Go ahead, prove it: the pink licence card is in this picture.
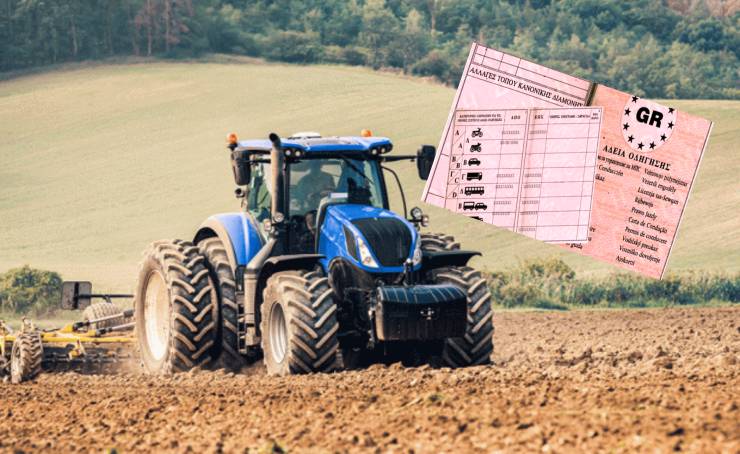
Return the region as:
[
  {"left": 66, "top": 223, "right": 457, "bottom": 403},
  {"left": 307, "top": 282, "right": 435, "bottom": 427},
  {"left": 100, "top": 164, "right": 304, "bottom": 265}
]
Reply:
[{"left": 423, "top": 42, "right": 713, "bottom": 278}]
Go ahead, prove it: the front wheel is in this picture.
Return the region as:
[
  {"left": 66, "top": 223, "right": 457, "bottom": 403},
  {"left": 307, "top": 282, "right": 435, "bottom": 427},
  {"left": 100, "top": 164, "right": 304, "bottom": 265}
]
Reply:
[
  {"left": 429, "top": 266, "right": 493, "bottom": 367},
  {"left": 260, "top": 269, "right": 339, "bottom": 376}
]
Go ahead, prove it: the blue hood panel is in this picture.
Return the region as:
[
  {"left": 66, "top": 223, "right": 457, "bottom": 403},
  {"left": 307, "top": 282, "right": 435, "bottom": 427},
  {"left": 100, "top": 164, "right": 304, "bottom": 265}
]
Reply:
[
  {"left": 318, "top": 204, "right": 419, "bottom": 273},
  {"left": 325, "top": 204, "right": 409, "bottom": 225}
]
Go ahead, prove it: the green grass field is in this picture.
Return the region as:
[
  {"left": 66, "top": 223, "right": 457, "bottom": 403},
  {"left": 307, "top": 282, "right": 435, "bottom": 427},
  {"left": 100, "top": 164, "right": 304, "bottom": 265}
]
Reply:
[{"left": 1, "top": 57, "right": 738, "bottom": 292}]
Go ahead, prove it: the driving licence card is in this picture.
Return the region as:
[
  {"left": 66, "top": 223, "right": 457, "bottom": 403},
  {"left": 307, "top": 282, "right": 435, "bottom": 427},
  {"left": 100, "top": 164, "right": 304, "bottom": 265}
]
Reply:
[{"left": 424, "top": 42, "right": 713, "bottom": 278}]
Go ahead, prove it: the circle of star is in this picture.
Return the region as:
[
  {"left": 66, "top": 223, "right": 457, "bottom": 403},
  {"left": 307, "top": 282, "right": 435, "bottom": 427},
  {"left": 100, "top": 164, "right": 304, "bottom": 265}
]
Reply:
[{"left": 622, "top": 96, "right": 676, "bottom": 152}]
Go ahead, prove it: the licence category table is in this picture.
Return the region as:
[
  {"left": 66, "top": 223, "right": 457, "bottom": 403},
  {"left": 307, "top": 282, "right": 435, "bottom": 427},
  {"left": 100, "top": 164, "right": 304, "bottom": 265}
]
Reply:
[{"left": 444, "top": 107, "right": 602, "bottom": 243}]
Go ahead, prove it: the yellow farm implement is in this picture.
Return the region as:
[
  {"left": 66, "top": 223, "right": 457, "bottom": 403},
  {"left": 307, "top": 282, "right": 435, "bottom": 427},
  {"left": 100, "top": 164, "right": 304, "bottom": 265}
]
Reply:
[{"left": 1, "top": 281, "right": 136, "bottom": 383}]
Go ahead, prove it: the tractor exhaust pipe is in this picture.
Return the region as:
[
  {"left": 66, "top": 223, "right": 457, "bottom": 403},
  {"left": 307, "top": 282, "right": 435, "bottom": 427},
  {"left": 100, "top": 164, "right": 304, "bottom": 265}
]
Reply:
[
  {"left": 240, "top": 133, "right": 286, "bottom": 348},
  {"left": 268, "top": 132, "right": 285, "bottom": 224}
]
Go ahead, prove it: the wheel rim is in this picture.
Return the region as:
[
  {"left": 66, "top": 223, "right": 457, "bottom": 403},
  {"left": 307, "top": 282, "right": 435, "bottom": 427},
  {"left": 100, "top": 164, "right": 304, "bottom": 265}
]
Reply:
[
  {"left": 144, "top": 270, "right": 170, "bottom": 361},
  {"left": 269, "top": 303, "right": 288, "bottom": 364}
]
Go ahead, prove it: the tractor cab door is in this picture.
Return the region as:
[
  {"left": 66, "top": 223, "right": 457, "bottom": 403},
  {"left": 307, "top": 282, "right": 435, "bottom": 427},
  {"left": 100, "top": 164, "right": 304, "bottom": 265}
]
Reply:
[
  {"left": 247, "top": 162, "right": 272, "bottom": 240},
  {"left": 288, "top": 159, "right": 340, "bottom": 254}
]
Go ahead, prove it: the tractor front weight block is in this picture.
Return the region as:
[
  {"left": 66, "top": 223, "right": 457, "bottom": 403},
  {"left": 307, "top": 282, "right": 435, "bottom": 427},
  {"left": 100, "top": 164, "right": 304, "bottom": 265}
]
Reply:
[{"left": 374, "top": 285, "right": 467, "bottom": 341}]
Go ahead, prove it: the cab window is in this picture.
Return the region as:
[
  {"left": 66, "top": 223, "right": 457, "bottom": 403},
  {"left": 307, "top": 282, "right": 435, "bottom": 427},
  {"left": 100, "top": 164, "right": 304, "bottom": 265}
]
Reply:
[
  {"left": 247, "top": 162, "right": 272, "bottom": 223},
  {"left": 289, "top": 158, "right": 384, "bottom": 216}
]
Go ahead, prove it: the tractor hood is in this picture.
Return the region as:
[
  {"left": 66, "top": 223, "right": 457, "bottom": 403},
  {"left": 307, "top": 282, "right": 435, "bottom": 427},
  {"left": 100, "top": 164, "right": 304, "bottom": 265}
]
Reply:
[{"left": 317, "top": 204, "right": 421, "bottom": 272}]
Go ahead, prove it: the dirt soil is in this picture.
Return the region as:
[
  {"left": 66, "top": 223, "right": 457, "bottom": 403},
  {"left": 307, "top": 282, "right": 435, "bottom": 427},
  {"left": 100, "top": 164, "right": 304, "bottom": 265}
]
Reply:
[{"left": 2, "top": 306, "right": 738, "bottom": 453}]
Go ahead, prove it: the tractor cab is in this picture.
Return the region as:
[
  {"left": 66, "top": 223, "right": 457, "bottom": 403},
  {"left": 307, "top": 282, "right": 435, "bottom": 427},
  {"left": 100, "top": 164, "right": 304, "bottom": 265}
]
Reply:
[
  {"left": 247, "top": 146, "right": 388, "bottom": 254},
  {"left": 231, "top": 133, "right": 433, "bottom": 260}
]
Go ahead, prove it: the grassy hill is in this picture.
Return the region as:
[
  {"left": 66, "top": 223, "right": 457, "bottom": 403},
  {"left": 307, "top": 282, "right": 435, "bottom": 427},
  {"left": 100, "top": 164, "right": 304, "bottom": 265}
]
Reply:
[{"left": 1, "top": 58, "right": 737, "bottom": 292}]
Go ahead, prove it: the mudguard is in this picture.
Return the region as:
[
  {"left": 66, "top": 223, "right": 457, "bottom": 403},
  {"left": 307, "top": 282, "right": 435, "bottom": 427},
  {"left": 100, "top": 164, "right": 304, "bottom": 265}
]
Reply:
[
  {"left": 421, "top": 250, "right": 481, "bottom": 270},
  {"left": 259, "top": 254, "right": 325, "bottom": 281},
  {"left": 193, "top": 213, "right": 263, "bottom": 270}
]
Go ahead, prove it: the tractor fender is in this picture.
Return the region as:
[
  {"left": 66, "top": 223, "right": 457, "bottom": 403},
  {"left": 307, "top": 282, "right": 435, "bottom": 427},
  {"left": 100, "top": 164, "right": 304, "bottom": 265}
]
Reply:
[
  {"left": 258, "top": 254, "right": 325, "bottom": 283},
  {"left": 193, "top": 213, "right": 263, "bottom": 270},
  {"left": 421, "top": 250, "right": 481, "bottom": 271}
]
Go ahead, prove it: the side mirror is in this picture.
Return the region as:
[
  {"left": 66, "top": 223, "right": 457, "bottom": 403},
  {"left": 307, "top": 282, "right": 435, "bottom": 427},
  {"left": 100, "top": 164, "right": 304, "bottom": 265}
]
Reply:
[
  {"left": 230, "top": 148, "right": 251, "bottom": 185},
  {"left": 416, "top": 145, "right": 436, "bottom": 180},
  {"left": 61, "top": 281, "right": 92, "bottom": 310}
]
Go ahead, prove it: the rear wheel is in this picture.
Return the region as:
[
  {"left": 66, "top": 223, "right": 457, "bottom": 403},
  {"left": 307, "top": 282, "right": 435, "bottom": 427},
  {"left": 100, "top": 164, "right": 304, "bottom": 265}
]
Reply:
[
  {"left": 260, "top": 269, "right": 339, "bottom": 376},
  {"left": 10, "top": 331, "right": 43, "bottom": 383},
  {"left": 134, "top": 239, "right": 217, "bottom": 374},
  {"left": 199, "top": 237, "right": 250, "bottom": 371},
  {"left": 429, "top": 266, "right": 493, "bottom": 367}
]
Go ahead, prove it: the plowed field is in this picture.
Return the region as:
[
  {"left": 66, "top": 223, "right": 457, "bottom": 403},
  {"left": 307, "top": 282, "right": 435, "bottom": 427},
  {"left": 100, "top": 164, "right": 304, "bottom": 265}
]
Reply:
[{"left": 2, "top": 307, "right": 738, "bottom": 453}]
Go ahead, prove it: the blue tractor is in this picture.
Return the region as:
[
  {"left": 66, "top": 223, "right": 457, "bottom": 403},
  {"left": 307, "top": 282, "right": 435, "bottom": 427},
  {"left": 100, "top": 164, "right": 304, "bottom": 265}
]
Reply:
[{"left": 134, "top": 132, "right": 493, "bottom": 375}]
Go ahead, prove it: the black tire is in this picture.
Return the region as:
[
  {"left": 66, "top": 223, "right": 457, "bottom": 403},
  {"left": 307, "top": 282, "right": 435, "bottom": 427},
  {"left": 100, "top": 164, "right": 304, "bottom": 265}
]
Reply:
[
  {"left": 10, "top": 331, "right": 43, "bottom": 383},
  {"left": 260, "top": 269, "right": 339, "bottom": 376},
  {"left": 198, "top": 237, "right": 249, "bottom": 370},
  {"left": 82, "top": 302, "right": 126, "bottom": 329},
  {"left": 134, "top": 239, "right": 217, "bottom": 374},
  {"left": 420, "top": 232, "right": 460, "bottom": 252},
  {"left": 429, "top": 266, "right": 493, "bottom": 367}
]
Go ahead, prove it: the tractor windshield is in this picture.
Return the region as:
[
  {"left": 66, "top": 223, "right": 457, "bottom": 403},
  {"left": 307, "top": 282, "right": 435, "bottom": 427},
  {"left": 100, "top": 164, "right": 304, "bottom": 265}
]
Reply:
[{"left": 289, "top": 157, "right": 385, "bottom": 215}]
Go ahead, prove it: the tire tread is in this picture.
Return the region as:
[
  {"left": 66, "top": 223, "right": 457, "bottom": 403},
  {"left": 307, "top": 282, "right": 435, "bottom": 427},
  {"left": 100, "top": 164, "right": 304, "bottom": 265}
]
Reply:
[{"left": 261, "top": 269, "right": 339, "bottom": 375}]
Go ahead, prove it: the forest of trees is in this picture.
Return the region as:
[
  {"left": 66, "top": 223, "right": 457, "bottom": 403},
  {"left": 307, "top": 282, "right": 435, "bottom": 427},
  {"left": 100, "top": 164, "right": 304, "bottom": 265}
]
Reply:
[{"left": 1, "top": 0, "right": 738, "bottom": 99}]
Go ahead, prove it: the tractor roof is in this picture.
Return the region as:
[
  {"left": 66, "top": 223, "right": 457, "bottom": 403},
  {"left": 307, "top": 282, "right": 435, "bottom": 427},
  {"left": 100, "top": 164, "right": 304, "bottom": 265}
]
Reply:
[{"left": 236, "top": 136, "right": 393, "bottom": 153}]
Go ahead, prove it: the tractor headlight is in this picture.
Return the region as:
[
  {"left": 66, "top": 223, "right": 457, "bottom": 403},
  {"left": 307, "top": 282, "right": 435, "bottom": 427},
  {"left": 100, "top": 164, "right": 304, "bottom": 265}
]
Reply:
[
  {"left": 412, "top": 240, "right": 422, "bottom": 266},
  {"left": 356, "top": 235, "right": 379, "bottom": 268}
]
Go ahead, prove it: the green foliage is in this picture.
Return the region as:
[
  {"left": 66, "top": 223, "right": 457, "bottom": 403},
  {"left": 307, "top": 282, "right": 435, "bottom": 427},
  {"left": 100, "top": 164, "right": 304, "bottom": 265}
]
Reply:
[
  {"left": 0, "top": 266, "right": 63, "bottom": 316},
  {"left": 485, "top": 258, "right": 739, "bottom": 310},
  {"left": 0, "top": 0, "right": 737, "bottom": 99},
  {"left": 263, "top": 31, "right": 323, "bottom": 63}
]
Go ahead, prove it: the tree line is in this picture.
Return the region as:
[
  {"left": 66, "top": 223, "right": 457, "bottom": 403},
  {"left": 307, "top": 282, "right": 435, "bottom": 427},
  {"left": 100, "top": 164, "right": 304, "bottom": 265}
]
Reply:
[{"left": 1, "top": 0, "right": 738, "bottom": 99}]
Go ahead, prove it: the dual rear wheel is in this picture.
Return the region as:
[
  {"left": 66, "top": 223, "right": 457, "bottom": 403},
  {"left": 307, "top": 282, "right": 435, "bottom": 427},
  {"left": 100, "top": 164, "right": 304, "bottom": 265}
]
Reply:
[
  {"left": 134, "top": 240, "right": 217, "bottom": 374},
  {"left": 135, "top": 238, "right": 340, "bottom": 376}
]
